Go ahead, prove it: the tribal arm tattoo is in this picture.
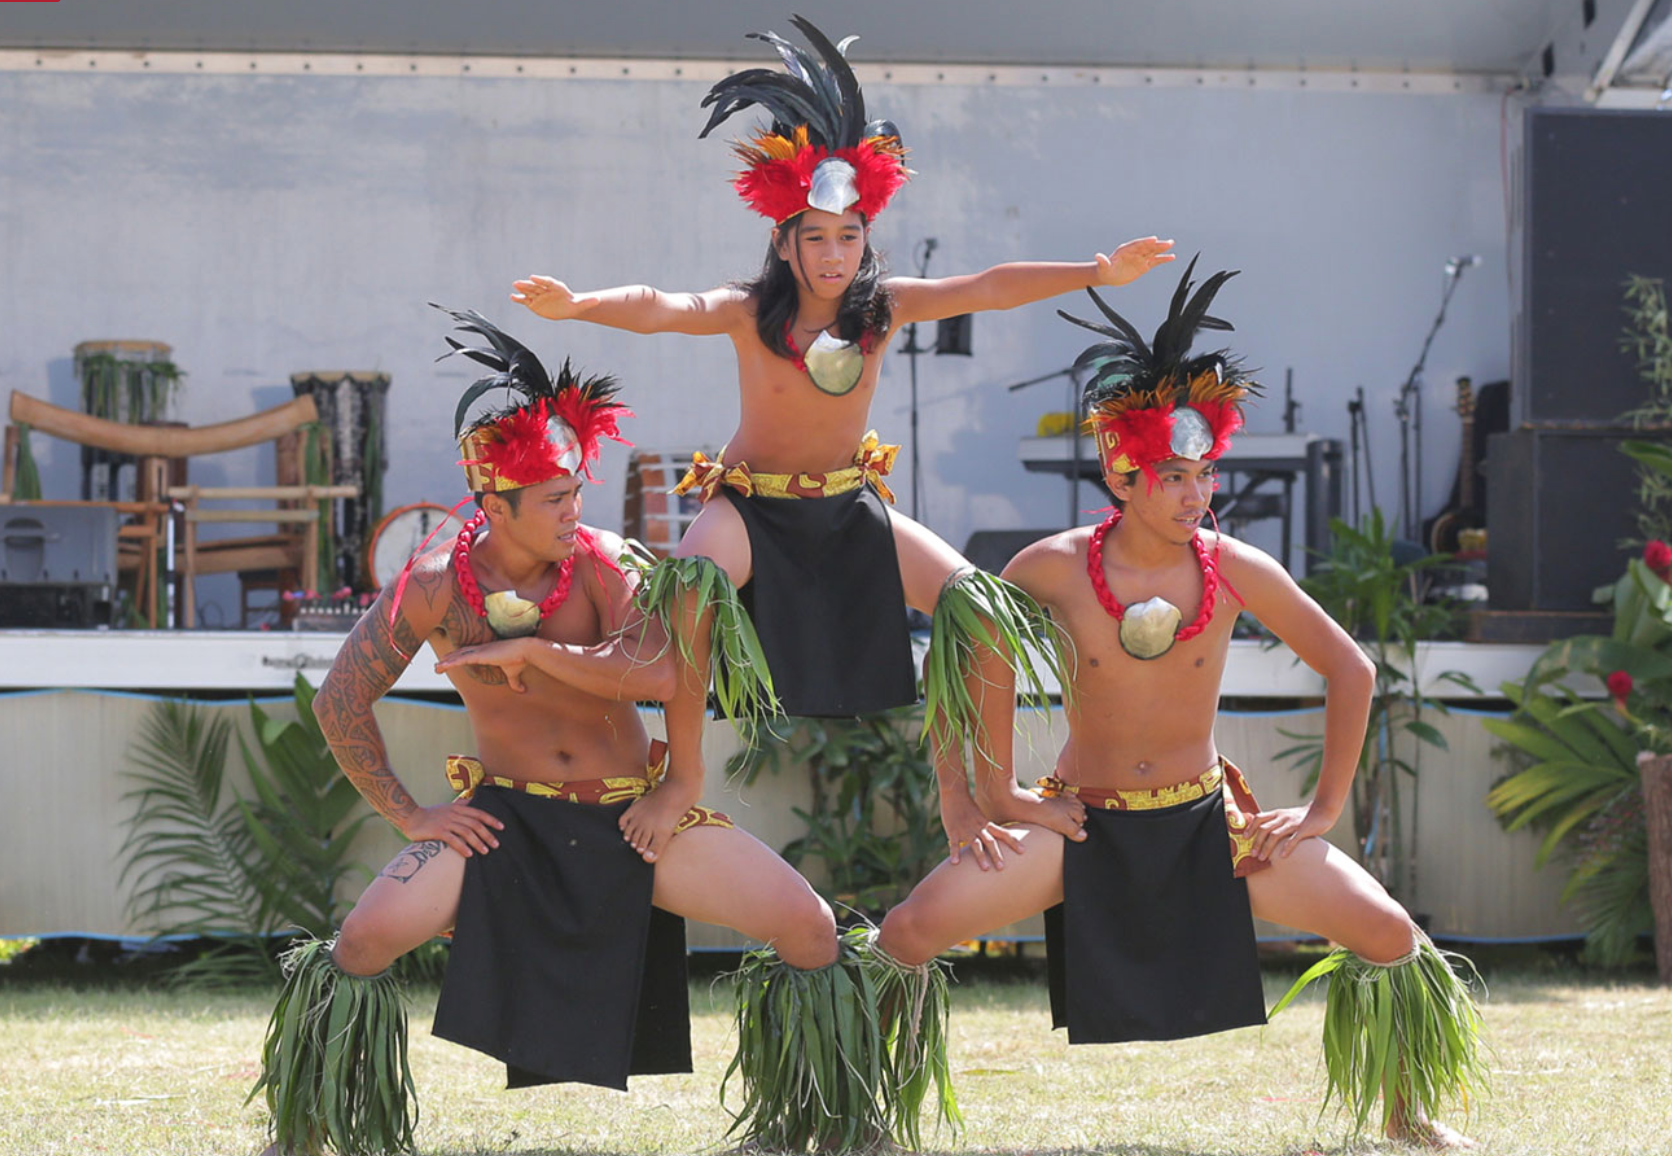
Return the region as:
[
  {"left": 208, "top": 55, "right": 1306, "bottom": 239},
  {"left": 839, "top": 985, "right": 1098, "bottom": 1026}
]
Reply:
[{"left": 314, "top": 570, "right": 445, "bottom": 834}]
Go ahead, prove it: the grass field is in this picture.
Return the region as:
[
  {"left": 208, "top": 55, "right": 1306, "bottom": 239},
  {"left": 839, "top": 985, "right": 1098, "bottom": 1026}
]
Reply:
[{"left": 2, "top": 947, "right": 1669, "bottom": 1156}]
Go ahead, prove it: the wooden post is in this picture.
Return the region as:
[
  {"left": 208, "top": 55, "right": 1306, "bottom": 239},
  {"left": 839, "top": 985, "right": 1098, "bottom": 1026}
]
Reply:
[
  {"left": 2, "top": 424, "right": 17, "bottom": 499},
  {"left": 182, "top": 495, "right": 199, "bottom": 630},
  {"left": 1639, "top": 752, "right": 1672, "bottom": 984}
]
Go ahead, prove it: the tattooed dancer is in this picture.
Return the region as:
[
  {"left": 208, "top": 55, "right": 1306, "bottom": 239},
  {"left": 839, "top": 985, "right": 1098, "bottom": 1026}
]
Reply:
[
  {"left": 875, "top": 261, "right": 1486, "bottom": 1148},
  {"left": 251, "top": 310, "right": 836, "bottom": 1156}
]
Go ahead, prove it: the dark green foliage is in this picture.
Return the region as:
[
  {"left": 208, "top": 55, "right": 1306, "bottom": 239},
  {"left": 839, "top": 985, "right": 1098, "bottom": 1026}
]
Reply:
[
  {"left": 75, "top": 350, "right": 184, "bottom": 425},
  {"left": 1619, "top": 275, "right": 1672, "bottom": 542},
  {"left": 1482, "top": 556, "right": 1663, "bottom": 967},
  {"left": 235, "top": 674, "right": 377, "bottom": 941},
  {"left": 1278, "top": 509, "right": 1470, "bottom": 897},
  {"left": 118, "top": 698, "right": 275, "bottom": 985},
  {"left": 118, "top": 675, "right": 376, "bottom": 984},
  {"left": 12, "top": 421, "right": 41, "bottom": 500},
  {"left": 730, "top": 707, "right": 941, "bottom": 920}
]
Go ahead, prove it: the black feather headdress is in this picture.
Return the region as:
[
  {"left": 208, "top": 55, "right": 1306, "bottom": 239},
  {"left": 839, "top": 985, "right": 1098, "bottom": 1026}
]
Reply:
[
  {"left": 433, "top": 304, "right": 632, "bottom": 492},
  {"left": 698, "top": 15, "right": 908, "bottom": 222},
  {"left": 1056, "top": 258, "right": 1259, "bottom": 479}
]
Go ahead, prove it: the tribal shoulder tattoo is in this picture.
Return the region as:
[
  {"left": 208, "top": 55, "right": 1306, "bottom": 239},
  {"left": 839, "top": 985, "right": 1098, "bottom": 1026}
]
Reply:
[{"left": 313, "top": 564, "right": 446, "bottom": 829}]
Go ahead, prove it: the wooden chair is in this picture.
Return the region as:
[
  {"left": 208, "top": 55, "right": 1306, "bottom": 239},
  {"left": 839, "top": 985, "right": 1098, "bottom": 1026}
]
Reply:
[
  {"left": 168, "top": 477, "right": 359, "bottom": 628},
  {"left": 2, "top": 390, "right": 338, "bottom": 628}
]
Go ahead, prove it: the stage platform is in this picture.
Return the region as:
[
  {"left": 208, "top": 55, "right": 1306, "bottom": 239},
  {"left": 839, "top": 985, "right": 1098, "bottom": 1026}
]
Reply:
[
  {"left": 0, "top": 629, "right": 1582, "bottom": 949},
  {"left": 0, "top": 628, "right": 1548, "bottom": 700}
]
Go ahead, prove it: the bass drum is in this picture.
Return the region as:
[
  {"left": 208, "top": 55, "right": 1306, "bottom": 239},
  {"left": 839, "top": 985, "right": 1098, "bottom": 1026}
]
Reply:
[{"left": 366, "top": 502, "right": 469, "bottom": 589}]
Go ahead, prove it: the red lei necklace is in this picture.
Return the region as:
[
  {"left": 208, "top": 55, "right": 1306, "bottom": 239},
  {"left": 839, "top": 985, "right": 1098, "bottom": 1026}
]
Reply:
[
  {"left": 1086, "top": 509, "right": 1220, "bottom": 643},
  {"left": 452, "top": 509, "right": 576, "bottom": 625}
]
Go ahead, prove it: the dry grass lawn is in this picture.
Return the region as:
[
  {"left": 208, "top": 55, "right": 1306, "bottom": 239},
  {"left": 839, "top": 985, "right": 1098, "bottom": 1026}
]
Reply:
[{"left": 2, "top": 952, "right": 1668, "bottom": 1156}]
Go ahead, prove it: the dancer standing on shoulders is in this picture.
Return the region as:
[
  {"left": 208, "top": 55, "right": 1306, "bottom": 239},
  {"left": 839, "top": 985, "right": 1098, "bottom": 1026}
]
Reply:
[{"left": 509, "top": 18, "right": 1171, "bottom": 1150}]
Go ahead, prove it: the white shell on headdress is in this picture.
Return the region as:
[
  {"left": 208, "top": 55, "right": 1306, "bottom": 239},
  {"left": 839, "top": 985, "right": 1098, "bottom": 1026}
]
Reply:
[
  {"left": 803, "top": 329, "right": 865, "bottom": 395},
  {"left": 807, "top": 156, "right": 860, "bottom": 215},
  {"left": 546, "top": 414, "right": 583, "bottom": 476},
  {"left": 483, "top": 590, "right": 543, "bottom": 638},
  {"left": 1169, "top": 406, "right": 1214, "bottom": 462},
  {"left": 1118, "top": 596, "right": 1183, "bottom": 660}
]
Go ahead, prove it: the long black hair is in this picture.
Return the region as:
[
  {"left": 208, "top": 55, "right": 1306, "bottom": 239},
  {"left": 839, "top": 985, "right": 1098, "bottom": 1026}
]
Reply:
[{"left": 740, "top": 215, "right": 894, "bottom": 359}]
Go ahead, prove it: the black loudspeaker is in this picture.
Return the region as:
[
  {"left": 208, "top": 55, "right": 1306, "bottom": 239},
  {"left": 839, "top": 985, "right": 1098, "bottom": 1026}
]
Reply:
[
  {"left": 962, "top": 529, "right": 1060, "bottom": 575},
  {"left": 1485, "top": 428, "right": 1657, "bottom": 611},
  {"left": 935, "top": 314, "right": 973, "bottom": 356},
  {"left": 1521, "top": 109, "right": 1672, "bottom": 426}
]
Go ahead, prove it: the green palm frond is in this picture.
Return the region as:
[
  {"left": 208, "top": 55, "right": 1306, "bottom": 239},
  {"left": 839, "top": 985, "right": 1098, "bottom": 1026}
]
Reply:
[
  {"left": 1483, "top": 687, "right": 1651, "bottom": 966},
  {"left": 236, "top": 674, "right": 376, "bottom": 939},
  {"left": 118, "top": 697, "right": 274, "bottom": 984}
]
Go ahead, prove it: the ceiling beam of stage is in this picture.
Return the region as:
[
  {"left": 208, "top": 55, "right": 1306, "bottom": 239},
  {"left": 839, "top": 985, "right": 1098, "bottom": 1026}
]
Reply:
[{"left": 0, "top": 0, "right": 1568, "bottom": 76}]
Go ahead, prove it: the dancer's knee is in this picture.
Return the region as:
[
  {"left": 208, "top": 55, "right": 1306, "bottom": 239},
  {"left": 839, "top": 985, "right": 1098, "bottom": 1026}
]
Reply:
[
  {"left": 876, "top": 901, "right": 938, "bottom": 968},
  {"left": 332, "top": 909, "right": 400, "bottom": 977},
  {"left": 775, "top": 891, "right": 839, "bottom": 970},
  {"left": 1356, "top": 908, "right": 1419, "bottom": 966}
]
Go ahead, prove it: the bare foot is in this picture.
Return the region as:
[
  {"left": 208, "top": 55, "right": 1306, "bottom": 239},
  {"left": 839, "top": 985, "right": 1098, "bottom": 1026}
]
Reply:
[
  {"left": 619, "top": 781, "right": 698, "bottom": 863},
  {"left": 1388, "top": 1112, "right": 1477, "bottom": 1149},
  {"left": 981, "top": 785, "right": 1087, "bottom": 842}
]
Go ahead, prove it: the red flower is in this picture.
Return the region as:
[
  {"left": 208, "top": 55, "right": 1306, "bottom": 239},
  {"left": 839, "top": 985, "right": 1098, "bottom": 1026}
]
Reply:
[
  {"left": 1644, "top": 540, "right": 1672, "bottom": 581},
  {"left": 1606, "top": 670, "right": 1634, "bottom": 706}
]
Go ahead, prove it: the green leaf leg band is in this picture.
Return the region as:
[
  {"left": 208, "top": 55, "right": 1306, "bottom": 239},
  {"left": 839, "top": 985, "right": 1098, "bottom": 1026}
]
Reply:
[
  {"left": 1270, "top": 928, "right": 1488, "bottom": 1138},
  {"left": 248, "top": 937, "right": 418, "bottom": 1156},
  {"left": 722, "top": 927, "right": 960, "bottom": 1152},
  {"left": 624, "top": 545, "right": 780, "bottom": 731},
  {"left": 923, "top": 568, "right": 1075, "bottom": 757}
]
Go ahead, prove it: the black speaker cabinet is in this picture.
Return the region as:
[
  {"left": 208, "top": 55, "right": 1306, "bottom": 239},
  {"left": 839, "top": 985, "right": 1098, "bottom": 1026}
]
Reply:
[
  {"left": 1521, "top": 109, "right": 1672, "bottom": 427},
  {"left": 1485, "top": 427, "right": 1660, "bottom": 611},
  {"left": 962, "top": 529, "right": 1060, "bottom": 575}
]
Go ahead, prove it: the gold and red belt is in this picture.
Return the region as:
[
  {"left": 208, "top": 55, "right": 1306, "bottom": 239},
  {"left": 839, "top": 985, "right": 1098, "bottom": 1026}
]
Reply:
[
  {"left": 445, "top": 740, "right": 732, "bottom": 832},
  {"left": 1037, "top": 758, "right": 1269, "bottom": 877},
  {"left": 672, "top": 430, "right": 899, "bottom": 504}
]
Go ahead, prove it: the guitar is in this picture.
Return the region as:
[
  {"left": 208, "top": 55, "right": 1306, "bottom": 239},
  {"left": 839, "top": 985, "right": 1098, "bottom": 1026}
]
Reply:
[{"left": 1426, "top": 377, "right": 1484, "bottom": 554}]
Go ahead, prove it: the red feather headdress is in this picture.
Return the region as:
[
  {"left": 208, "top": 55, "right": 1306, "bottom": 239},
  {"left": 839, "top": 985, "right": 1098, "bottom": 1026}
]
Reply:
[
  {"left": 435, "top": 304, "right": 633, "bottom": 494},
  {"left": 1059, "top": 258, "right": 1260, "bottom": 486},
  {"left": 700, "top": 16, "right": 910, "bottom": 223}
]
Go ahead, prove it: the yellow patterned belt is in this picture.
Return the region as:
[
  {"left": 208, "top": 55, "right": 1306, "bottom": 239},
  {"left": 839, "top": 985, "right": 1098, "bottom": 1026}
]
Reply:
[
  {"left": 1038, "top": 758, "right": 1268, "bottom": 877},
  {"left": 445, "top": 743, "right": 732, "bottom": 831},
  {"left": 672, "top": 430, "right": 899, "bottom": 504}
]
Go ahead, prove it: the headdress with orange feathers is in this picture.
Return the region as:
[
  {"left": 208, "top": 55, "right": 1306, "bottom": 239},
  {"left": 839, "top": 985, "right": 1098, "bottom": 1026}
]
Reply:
[
  {"left": 698, "top": 15, "right": 909, "bottom": 224},
  {"left": 1059, "top": 258, "right": 1260, "bottom": 485},
  {"left": 435, "top": 304, "right": 633, "bottom": 493}
]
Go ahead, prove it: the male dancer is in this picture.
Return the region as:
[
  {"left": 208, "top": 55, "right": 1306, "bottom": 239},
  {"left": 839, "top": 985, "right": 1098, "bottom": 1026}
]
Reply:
[
  {"left": 252, "top": 311, "right": 836, "bottom": 1156},
  {"left": 875, "top": 262, "right": 1485, "bottom": 1147}
]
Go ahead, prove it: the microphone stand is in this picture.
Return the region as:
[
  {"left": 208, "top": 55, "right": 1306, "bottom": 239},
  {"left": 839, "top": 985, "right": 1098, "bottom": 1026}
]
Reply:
[
  {"left": 1397, "top": 258, "right": 1472, "bottom": 540},
  {"left": 1346, "top": 386, "right": 1376, "bottom": 527},
  {"left": 899, "top": 238, "right": 938, "bottom": 521},
  {"left": 1006, "top": 366, "right": 1084, "bottom": 526}
]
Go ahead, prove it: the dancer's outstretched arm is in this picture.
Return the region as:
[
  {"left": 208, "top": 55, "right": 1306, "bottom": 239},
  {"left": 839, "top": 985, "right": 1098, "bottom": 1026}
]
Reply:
[
  {"left": 890, "top": 236, "right": 1175, "bottom": 324},
  {"left": 512, "top": 275, "right": 747, "bottom": 336}
]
